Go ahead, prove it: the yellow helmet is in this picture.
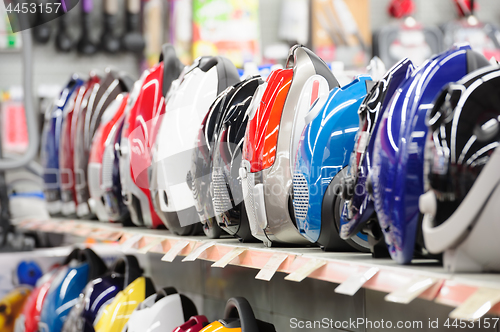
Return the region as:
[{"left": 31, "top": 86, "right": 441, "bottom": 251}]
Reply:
[
  {"left": 93, "top": 276, "right": 155, "bottom": 332},
  {"left": 0, "top": 286, "right": 31, "bottom": 332},
  {"left": 200, "top": 298, "right": 275, "bottom": 332}
]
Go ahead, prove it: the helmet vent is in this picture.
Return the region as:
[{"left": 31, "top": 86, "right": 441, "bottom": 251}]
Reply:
[
  {"left": 213, "top": 168, "right": 232, "bottom": 215},
  {"left": 292, "top": 173, "right": 309, "bottom": 221},
  {"left": 102, "top": 148, "right": 114, "bottom": 189}
]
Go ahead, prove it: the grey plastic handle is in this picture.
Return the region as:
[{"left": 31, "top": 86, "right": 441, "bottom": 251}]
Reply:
[{"left": 0, "top": 29, "right": 40, "bottom": 170}]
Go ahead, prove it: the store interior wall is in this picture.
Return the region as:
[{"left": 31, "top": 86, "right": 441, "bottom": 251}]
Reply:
[{"left": 2, "top": 0, "right": 500, "bottom": 90}]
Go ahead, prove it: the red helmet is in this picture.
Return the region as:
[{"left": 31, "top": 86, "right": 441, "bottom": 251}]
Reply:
[{"left": 120, "top": 44, "right": 184, "bottom": 228}]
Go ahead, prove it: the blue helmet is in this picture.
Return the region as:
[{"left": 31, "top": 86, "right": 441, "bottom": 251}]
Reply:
[
  {"left": 339, "top": 58, "right": 415, "bottom": 254},
  {"left": 371, "top": 44, "right": 490, "bottom": 264},
  {"left": 39, "top": 249, "right": 107, "bottom": 332},
  {"left": 292, "top": 75, "right": 372, "bottom": 251},
  {"left": 61, "top": 255, "right": 143, "bottom": 332},
  {"left": 102, "top": 116, "right": 132, "bottom": 224},
  {"left": 41, "top": 75, "right": 85, "bottom": 215},
  {"left": 16, "top": 261, "right": 43, "bottom": 287}
]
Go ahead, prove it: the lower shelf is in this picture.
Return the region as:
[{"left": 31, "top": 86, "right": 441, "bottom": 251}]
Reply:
[{"left": 17, "top": 217, "right": 500, "bottom": 320}]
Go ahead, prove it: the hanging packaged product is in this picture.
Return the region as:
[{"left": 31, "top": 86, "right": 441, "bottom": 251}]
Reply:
[
  {"left": 311, "top": 0, "right": 370, "bottom": 67},
  {"left": 192, "top": 0, "right": 261, "bottom": 67},
  {"left": 442, "top": 0, "right": 500, "bottom": 60},
  {"left": 373, "top": 0, "right": 442, "bottom": 67}
]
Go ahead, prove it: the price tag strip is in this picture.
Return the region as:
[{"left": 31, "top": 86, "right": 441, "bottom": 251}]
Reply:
[
  {"left": 449, "top": 287, "right": 500, "bottom": 321},
  {"left": 255, "top": 253, "right": 290, "bottom": 281},
  {"left": 285, "top": 258, "right": 327, "bottom": 282},
  {"left": 335, "top": 267, "right": 379, "bottom": 296},
  {"left": 60, "top": 221, "right": 77, "bottom": 233},
  {"left": 137, "top": 238, "right": 164, "bottom": 254},
  {"left": 182, "top": 241, "right": 216, "bottom": 262},
  {"left": 39, "top": 221, "right": 58, "bottom": 232},
  {"left": 212, "top": 247, "right": 247, "bottom": 268},
  {"left": 26, "top": 220, "right": 44, "bottom": 230},
  {"left": 162, "top": 240, "right": 191, "bottom": 262},
  {"left": 385, "top": 276, "right": 439, "bottom": 304}
]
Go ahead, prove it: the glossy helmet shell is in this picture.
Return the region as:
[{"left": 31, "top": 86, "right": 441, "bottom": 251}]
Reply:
[
  {"left": 123, "top": 287, "right": 198, "bottom": 332},
  {"left": 59, "top": 83, "right": 87, "bottom": 216},
  {"left": 16, "top": 250, "right": 78, "bottom": 332},
  {"left": 93, "top": 277, "right": 156, "bottom": 332},
  {"left": 241, "top": 45, "right": 339, "bottom": 246},
  {"left": 121, "top": 44, "right": 184, "bottom": 228},
  {"left": 200, "top": 297, "right": 275, "bottom": 332},
  {"left": 118, "top": 71, "right": 149, "bottom": 225},
  {"left": 0, "top": 287, "right": 31, "bottom": 332},
  {"left": 15, "top": 268, "right": 59, "bottom": 332},
  {"left": 293, "top": 75, "right": 372, "bottom": 251},
  {"left": 61, "top": 255, "right": 142, "bottom": 332},
  {"left": 39, "top": 249, "right": 107, "bottom": 332},
  {"left": 41, "top": 74, "right": 84, "bottom": 215},
  {"left": 339, "top": 58, "right": 415, "bottom": 241},
  {"left": 155, "top": 56, "right": 240, "bottom": 235},
  {"left": 74, "top": 69, "right": 132, "bottom": 219},
  {"left": 211, "top": 77, "right": 265, "bottom": 242},
  {"left": 88, "top": 94, "right": 129, "bottom": 222},
  {"left": 371, "top": 45, "right": 490, "bottom": 264},
  {"left": 191, "top": 75, "right": 263, "bottom": 239},
  {"left": 421, "top": 65, "right": 500, "bottom": 272}
]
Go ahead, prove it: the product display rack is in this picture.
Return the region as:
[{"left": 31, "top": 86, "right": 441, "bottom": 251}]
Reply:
[{"left": 17, "top": 217, "right": 500, "bottom": 322}]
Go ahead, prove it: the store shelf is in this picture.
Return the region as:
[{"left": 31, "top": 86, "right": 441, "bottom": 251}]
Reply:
[{"left": 18, "top": 218, "right": 500, "bottom": 320}]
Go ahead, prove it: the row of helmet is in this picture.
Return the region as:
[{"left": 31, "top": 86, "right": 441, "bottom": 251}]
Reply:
[
  {"left": 42, "top": 42, "right": 500, "bottom": 272},
  {"left": 10, "top": 248, "right": 276, "bottom": 332}
]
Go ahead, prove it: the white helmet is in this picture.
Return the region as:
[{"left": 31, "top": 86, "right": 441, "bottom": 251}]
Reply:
[
  {"left": 154, "top": 56, "right": 240, "bottom": 234},
  {"left": 122, "top": 287, "right": 198, "bottom": 332},
  {"left": 420, "top": 65, "right": 500, "bottom": 272}
]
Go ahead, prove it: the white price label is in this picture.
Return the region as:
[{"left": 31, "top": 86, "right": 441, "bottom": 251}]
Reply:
[
  {"left": 335, "top": 267, "right": 379, "bottom": 296},
  {"left": 137, "top": 238, "right": 164, "bottom": 254},
  {"left": 120, "top": 234, "right": 143, "bottom": 252},
  {"left": 285, "top": 259, "right": 327, "bottom": 282},
  {"left": 255, "top": 253, "right": 289, "bottom": 281},
  {"left": 182, "top": 241, "right": 216, "bottom": 262},
  {"left": 212, "top": 247, "right": 247, "bottom": 268},
  {"left": 385, "top": 276, "right": 438, "bottom": 304},
  {"left": 162, "top": 240, "right": 191, "bottom": 262},
  {"left": 449, "top": 287, "right": 500, "bottom": 320}
]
